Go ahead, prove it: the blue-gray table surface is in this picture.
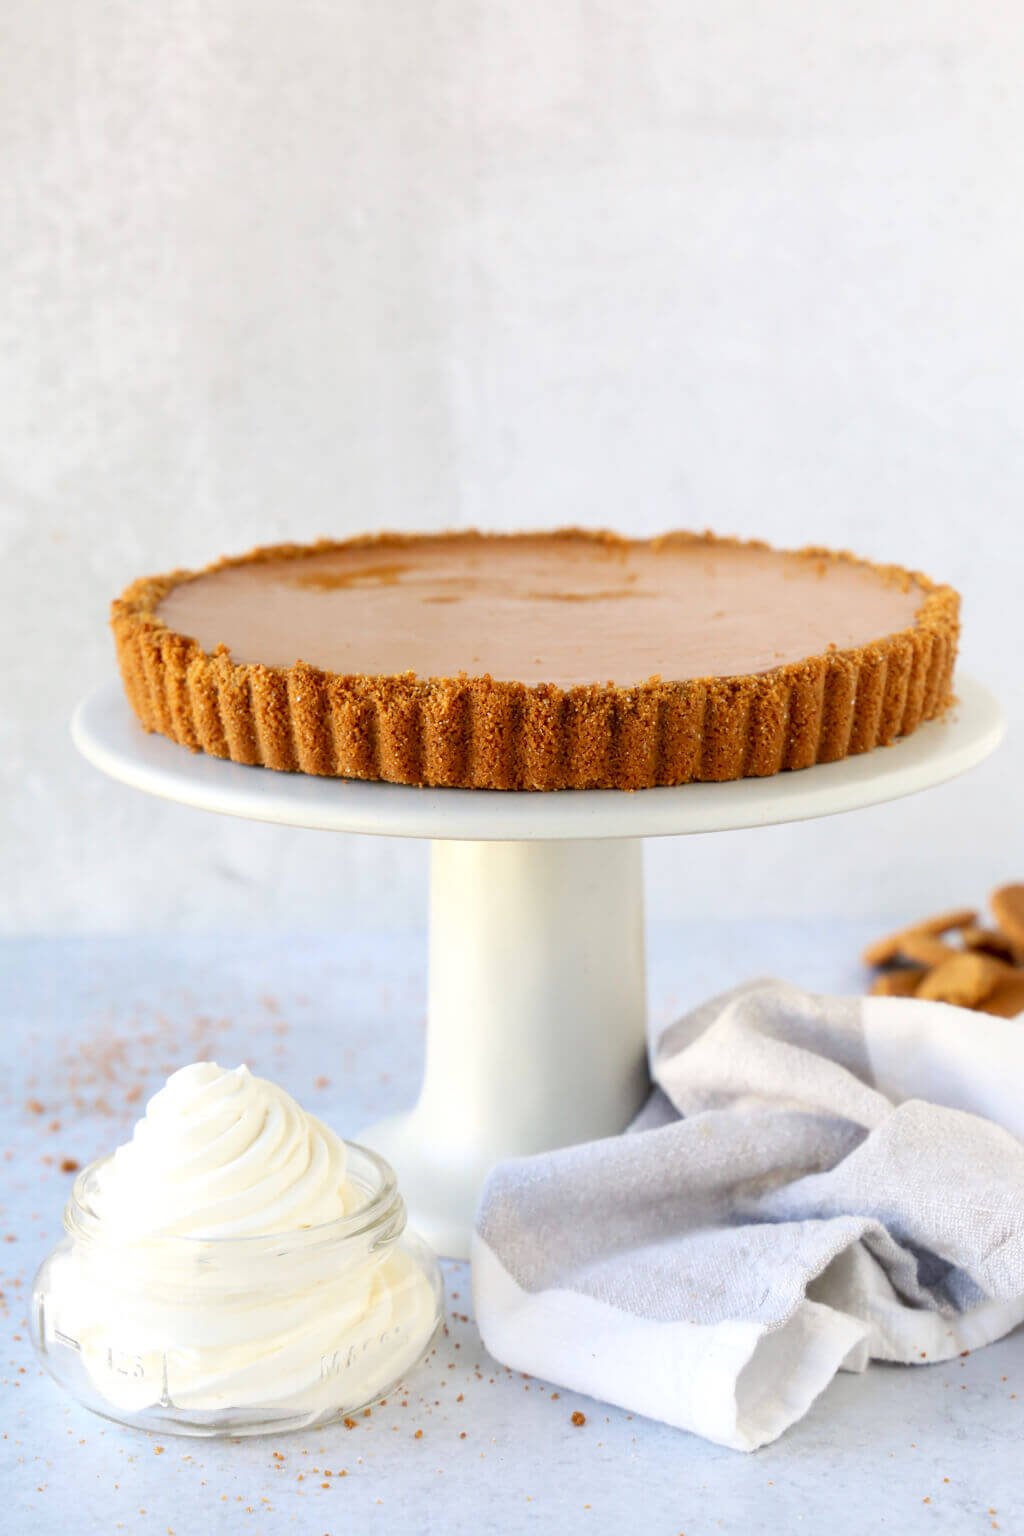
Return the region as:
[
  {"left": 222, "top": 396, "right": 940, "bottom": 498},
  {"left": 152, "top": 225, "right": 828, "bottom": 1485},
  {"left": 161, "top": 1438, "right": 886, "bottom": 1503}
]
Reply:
[{"left": 2, "top": 922, "right": 1021, "bottom": 1535}]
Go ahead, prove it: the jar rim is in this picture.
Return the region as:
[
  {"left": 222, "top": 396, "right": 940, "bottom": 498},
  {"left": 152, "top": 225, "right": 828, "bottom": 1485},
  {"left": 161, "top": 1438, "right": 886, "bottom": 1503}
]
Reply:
[{"left": 64, "top": 1139, "right": 404, "bottom": 1250}]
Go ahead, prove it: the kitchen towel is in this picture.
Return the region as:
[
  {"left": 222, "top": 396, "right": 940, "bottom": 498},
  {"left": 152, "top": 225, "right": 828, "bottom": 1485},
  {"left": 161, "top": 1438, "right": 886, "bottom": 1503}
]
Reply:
[{"left": 472, "top": 980, "right": 1024, "bottom": 1451}]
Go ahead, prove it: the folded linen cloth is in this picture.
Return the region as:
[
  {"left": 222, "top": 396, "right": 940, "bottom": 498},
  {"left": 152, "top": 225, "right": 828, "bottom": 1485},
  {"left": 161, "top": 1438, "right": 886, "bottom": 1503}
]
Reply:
[{"left": 472, "top": 980, "right": 1024, "bottom": 1451}]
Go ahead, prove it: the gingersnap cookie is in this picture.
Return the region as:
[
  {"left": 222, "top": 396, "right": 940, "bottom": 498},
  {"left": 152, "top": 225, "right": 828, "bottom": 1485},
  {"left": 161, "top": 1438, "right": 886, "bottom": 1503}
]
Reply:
[
  {"left": 979, "top": 974, "right": 1024, "bottom": 1018},
  {"left": 915, "top": 952, "right": 1010, "bottom": 1008},
  {"left": 861, "top": 908, "right": 977, "bottom": 969},
  {"left": 961, "top": 925, "right": 1017, "bottom": 962},
  {"left": 990, "top": 885, "right": 1024, "bottom": 952},
  {"left": 862, "top": 887, "right": 1024, "bottom": 1017},
  {"left": 898, "top": 933, "right": 962, "bottom": 969},
  {"left": 870, "top": 968, "right": 928, "bottom": 998}
]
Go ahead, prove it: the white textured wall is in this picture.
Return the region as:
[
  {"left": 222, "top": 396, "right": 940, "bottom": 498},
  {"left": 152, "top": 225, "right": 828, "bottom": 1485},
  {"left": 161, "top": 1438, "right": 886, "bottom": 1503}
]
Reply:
[{"left": 2, "top": 3, "right": 1022, "bottom": 933}]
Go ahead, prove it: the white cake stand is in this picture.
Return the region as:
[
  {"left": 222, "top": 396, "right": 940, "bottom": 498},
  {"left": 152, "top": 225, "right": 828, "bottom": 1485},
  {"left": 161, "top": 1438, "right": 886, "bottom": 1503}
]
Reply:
[{"left": 73, "top": 678, "right": 1003, "bottom": 1258}]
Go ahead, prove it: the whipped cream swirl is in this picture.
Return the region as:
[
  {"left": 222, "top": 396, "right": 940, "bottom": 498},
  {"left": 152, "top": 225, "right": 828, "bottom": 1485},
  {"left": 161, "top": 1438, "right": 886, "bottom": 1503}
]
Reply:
[
  {"left": 92, "top": 1062, "right": 356, "bottom": 1238},
  {"left": 43, "top": 1063, "right": 439, "bottom": 1423}
]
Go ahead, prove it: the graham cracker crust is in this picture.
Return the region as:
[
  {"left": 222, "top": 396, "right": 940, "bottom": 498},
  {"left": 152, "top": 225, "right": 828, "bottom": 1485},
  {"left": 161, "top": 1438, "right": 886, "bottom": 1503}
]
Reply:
[{"left": 110, "top": 529, "right": 960, "bottom": 791}]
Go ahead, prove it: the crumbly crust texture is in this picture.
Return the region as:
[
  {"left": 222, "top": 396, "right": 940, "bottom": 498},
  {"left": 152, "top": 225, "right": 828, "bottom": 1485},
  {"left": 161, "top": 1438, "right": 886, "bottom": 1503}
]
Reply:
[{"left": 111, "top": 529, "right": 960, "bottom": 792}]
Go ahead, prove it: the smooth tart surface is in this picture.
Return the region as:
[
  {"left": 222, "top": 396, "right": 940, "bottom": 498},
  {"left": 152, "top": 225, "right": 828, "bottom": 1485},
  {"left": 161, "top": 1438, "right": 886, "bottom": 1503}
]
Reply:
[{"left": 112, "top": 530, "right": 959, "bottom": 791}]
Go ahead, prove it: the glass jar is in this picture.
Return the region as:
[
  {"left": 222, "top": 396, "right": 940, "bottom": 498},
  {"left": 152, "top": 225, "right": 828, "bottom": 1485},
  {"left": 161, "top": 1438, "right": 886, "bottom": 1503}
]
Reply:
[{"left": 31, "top": 1142, "right": 443, "bottom": 1437}]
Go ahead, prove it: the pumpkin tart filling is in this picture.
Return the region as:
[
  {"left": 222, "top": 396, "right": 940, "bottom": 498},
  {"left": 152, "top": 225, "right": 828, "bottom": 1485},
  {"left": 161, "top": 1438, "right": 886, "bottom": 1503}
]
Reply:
[{"left": 111, "top": 529, "right": 959, "bottom": 791}]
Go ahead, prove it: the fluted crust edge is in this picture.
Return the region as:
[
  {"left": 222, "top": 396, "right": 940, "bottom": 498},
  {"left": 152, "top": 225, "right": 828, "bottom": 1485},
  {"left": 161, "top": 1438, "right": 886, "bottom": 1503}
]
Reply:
[{"left": 111, "top": 531, "right": 960, "bottom": 792}]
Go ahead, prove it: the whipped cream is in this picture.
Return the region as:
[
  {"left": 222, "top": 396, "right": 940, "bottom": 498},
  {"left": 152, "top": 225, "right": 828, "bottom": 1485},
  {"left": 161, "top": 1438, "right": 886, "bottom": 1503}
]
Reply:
[
  {"left": 41, "top": 1064, "right": 440, "bottom": 1424},
  {"left": 92, "top": 1062, "right": 357, "bottom": 1238}
]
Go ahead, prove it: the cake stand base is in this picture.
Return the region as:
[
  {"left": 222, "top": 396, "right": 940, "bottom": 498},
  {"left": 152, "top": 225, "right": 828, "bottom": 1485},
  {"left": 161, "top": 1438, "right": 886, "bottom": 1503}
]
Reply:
[
  {"left": 72, "top": 678, "right": 1004, "bottom": 1259},
  {"left": 364, "top": 839, "right": 648, "bottom": 1256}
]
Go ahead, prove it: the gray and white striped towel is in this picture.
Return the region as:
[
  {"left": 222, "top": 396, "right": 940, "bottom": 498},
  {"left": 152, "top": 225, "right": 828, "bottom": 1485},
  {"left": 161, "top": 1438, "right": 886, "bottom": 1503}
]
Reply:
[{"left": 472, "top": 980, "right": 1024, "bottom": 1450}]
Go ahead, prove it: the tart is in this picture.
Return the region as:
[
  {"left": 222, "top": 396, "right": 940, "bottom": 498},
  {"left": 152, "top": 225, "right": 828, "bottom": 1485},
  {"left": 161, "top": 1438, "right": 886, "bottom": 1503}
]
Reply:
[{"left": 111, "top": 529, "right": 959, "bottom": 791}]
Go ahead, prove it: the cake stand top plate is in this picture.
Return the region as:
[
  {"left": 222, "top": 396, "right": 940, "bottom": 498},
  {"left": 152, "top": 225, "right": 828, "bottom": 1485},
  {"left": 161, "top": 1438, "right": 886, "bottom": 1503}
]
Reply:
[{"left": 73, "top": 677, "right": 1003, "bottom": 842}]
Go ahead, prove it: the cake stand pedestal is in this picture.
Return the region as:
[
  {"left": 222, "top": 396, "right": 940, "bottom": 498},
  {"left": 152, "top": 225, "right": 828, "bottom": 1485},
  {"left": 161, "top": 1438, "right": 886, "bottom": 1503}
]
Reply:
[{"left": 73, "top": 678, "right": 1003, "bottom": 1259}]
